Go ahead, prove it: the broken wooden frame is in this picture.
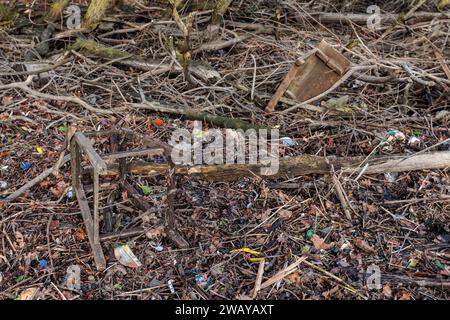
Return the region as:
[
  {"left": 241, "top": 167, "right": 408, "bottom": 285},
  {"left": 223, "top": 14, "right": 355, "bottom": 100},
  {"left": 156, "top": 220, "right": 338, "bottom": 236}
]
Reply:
[
  {"left": 70, "top": 129, "right": 188, "bottom": 271},
  {"left": 266, "top": 39, "right": 351, "bottom": 112}
]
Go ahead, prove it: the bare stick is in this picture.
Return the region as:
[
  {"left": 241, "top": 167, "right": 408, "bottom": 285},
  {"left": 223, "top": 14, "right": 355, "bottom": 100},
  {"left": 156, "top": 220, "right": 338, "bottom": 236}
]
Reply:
[
  {"left": 4, "top": 155, "right": 70, "bottom": 203},
  {"left": 252, "top": 259, "right": 265, "bottom": 299},
  {"left": 0, "top": 76, "right": 119, "bottom": 115}
]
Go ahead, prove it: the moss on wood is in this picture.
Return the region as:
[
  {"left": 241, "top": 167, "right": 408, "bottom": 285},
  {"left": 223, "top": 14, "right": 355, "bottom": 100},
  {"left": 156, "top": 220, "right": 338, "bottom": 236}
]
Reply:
[{"left": 70, "top": 38, "right": 130, "bottom": 60}]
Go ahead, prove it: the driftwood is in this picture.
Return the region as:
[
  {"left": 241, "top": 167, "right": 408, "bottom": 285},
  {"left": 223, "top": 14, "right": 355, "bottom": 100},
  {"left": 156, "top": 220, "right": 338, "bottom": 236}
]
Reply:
[{"left": 103, "top": 151, "right": 450, "bottom": 181}]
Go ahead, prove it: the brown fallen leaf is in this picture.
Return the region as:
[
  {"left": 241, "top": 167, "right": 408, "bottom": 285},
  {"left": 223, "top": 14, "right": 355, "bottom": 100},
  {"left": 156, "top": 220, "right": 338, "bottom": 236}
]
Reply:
[
  {"left": 278, "top": 209, "right": 293, "bottom": 220},
  {"left": 353, "top": 238, "right": 376, "bottom": 254},
  {"left": 146, "top": 227, "right": 163, "bottom": 239},
  {"left": 383, "top": 284, "right": 392, "bottom": 298},
  {"left": 75, "top": 227, "right": 87, "bottom": 241},
  {"left": 39, "top": 179, "right": 51, "bottom": 189},
  {"left": 399, "top": 290, "right": 411, "bottom": 300},
  {"left": 286, "top": 271, "right": 302, "bottom": 286},
  {"left": 311, "top": 234, "right": 333, "bottom": 250},
  {"left": 1, "top": 96, "right": 13, "bottom": 106},
  {"left": 15, "top": 231, "right": 25, "bottom": 248},
  {"left": 50, "top": 180, "right": 68, "bottom": 198},
  {"left": 18, "top": 287, "right": 38, "bottom": 300}
]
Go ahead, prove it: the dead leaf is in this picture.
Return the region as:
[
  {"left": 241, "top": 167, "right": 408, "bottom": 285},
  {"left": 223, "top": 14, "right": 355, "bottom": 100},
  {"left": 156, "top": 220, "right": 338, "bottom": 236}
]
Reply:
[
  {"left": 399, "top": 290, "right": 411, "bottom": 300},
  {"left": 50, "top": 180, "right": 68, "bottom": 198},
  {"left": 365, "top": 203, "right": 377, "bottom": 214},
  {"left": 146, "top": 227, "right": 163, "bottom": 239},
  {"left": 15, "top": 231, "right": 25, "bottom": 248},
  {"left": 39, "top": 179, "right": 51, "bottom": 189},
  {"left": 50, "top": 220, "right": 60, "bottom": 232},
  {"left": 286, "top": 271, "right": 302, "bottom": 286},
  {"left": 278, "top": 209, "right": 293, "bottom": 220},
  {"left": 18, "top": 287, "right": 38, "bottom": 300},
  {"left": 1, "top": 96, "right": 13, "bottom": 106},
  {"left": 383, "top": 284, "right": 392, "bottom": 298},
  {"left": 353, "top": 238, "right": 376, "bottom": 254},
  {"left": 311, "top": 234, "right": 333, "bottom": 250},
  {"left": 75, "top": 228, "right": 86, "bottom": 241}
]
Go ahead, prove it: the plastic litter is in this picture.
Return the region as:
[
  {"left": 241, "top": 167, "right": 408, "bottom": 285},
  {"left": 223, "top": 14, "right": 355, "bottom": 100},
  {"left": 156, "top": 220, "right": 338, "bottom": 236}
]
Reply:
[
  {"left": 195, "top": 273, "right": 212, "bottom": 290},
  {"left": 154, "top": 118, "right": 164, "bottom": 127},
  {"left": 230, "top": 247, "right": 261, "bottom": 255},
  {"left": 39, "top": 259, "right": 48, "bottom": 269},
  {"left": 0, "top": 181, "right": 7, "bottom": 190},
  {"left": 230, "top": 247, "right": 263, "bottom": 262},
  {"left": 15, "top": 274, "right": 25, "bottom": 283},
  {"left": 408, "top": 136, "right": 420, "bottom": 148},
  {"left": 408, "top": 258, "right": 419, "bottom": 268},
  {"left": 66, "top": 186, "right": 74, "bottom": 199},
  {"left": 384, "top": 172, "right": 399, "bottom": 183},
  {"left": 17, "top": 287, "right": 38, "bottom": 300},
  {"left": 168, "top": 279, "right": 176, "bottom": 294},
  {"left": 20, "top": 161, "right": 32, "bottom": 170},
  {"left": 139, "top": 184, "right": 153, "bottom": 196},
  {"left": 66, "top": 265, "right": 81, "bottom": 290},
  {"left": 114, "top": 244, "right": 142, "bottom": 268},
  {"left": 280, "top": 137, "right": 298, "bottom": 147},
  {"left": 306, "top": 228, "right": 316, "bottom": 240},
  {"left": 36, "top": 147, "right": 43, "bottom": 154},
  {"left": 386, "top": 129, "right": 406, "bottom": 142}
]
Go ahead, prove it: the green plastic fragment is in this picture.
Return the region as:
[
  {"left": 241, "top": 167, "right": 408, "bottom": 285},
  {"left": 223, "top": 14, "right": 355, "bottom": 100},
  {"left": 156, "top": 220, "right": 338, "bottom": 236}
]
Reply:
[
  {"left": 302, "top": 245, "right": 311, "bottom": 254},
  {"left": 306, "top": 228, "right": 316, "bottom": 240},
  {"left": 15, "top": 275, "right": 25, "bottom": 283},
  {"left": 435, "top": 259, "right": 446, "bottom": 270},
  {"left": 408, "top": 258, "right": 419, "bottom": 268},
  {"left": 139, "top": 184, "right": 153, "bottom": 196}
]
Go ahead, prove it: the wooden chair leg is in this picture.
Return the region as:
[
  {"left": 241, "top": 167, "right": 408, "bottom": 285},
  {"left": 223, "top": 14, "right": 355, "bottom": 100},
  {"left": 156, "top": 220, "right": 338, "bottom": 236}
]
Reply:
[{"left": 71, "top": 139, "right": 106, "bottom": 271}]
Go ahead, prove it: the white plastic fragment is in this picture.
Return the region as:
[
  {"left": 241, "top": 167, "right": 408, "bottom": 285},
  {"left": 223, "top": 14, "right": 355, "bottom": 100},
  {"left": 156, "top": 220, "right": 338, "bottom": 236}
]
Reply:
[
  {"left": 280, "top": 137, "right": 298, "bottom": 147},
  {"left": 66, "top": 186, "right": 74, "bottom": 199},
  {"left": 0, "top": 181, "right": 7, "bottom": 190},
  {"left": 168, "top": 279, "right": 175, "bottom": 294},
  {"left": 384, "top": 172, "right": 399, "bottom": 183},
  {"left": 114, "top": 244, "right": 142, "bottom": 268},
  {"left": 66, "top": 264, "right": 81, "bottom": 290},
  {"left": 408, "top": 136, "right": 420, "bottom": 148}
]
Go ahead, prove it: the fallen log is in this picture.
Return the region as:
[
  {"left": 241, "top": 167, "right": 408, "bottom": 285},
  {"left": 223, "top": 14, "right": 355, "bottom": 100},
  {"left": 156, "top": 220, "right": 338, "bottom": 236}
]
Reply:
[{"left": 103, "top": 151, "right": 450, "bottom": 181}]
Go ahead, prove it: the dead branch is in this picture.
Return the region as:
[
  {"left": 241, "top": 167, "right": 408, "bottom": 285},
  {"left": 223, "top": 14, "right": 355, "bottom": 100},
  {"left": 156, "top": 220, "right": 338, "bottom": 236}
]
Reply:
[
  {"left": 0, "top": 75, "right": 122, "bottom": 115},
  {"left": 102, "top": 151, "right": 450, "bottom": 181}
]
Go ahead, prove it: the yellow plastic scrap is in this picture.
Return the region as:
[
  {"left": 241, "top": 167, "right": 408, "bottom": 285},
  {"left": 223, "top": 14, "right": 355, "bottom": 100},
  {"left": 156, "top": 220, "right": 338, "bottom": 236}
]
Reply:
[
  {"left": 248, "top": 257, "right": 265, "bottom": 262},
  {"left": 230, "top": 248, "right": 264, "bottom": 262},
  {"left": 230, "top": 247, "right": 261, "bottom": 255}
]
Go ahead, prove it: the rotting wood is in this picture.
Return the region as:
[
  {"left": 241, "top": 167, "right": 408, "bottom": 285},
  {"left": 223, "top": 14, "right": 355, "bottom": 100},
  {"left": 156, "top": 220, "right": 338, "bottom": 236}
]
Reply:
[{"left": 101, "top": 151, "right": 450, "bottom": 181}]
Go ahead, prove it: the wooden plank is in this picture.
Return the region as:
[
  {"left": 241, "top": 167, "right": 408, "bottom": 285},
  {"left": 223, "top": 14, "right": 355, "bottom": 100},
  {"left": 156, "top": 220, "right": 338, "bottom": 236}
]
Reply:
[{"left": 74, "top": 132, "right": 108, "bottom": 174}]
